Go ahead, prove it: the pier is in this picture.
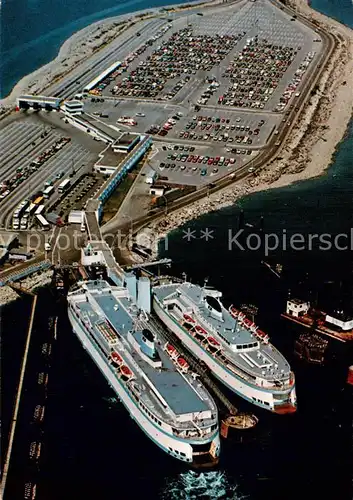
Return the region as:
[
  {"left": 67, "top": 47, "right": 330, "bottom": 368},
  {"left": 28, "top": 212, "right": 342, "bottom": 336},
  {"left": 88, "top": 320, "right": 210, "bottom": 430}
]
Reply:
[{"left": 0, "top": 294, "right": 38, "bottom": 498}]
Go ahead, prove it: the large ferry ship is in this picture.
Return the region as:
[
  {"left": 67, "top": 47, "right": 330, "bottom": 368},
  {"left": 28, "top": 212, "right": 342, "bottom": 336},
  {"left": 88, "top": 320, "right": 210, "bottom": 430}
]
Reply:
[
  {"left": 67, "top": 279, "right": 220, "bottom": 466},
  {"left": 152, "top": 279, "right": 297, "bottom": 414}
]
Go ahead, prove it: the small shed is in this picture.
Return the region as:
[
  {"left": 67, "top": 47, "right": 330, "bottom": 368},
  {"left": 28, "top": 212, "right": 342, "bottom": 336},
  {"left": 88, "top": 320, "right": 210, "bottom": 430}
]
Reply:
[
  {"left": 149, "top": 186, "right": 165, "bottom": 197},
  {"left": 8, "top": 249, "right": 32, "bottom": 261}
]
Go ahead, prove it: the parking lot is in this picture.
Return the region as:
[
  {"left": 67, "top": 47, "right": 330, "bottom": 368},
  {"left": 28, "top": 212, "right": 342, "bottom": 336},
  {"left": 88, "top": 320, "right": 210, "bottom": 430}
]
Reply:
[
  {"left": 0, "top": 114, "right": 97, "bottom": 228},
  {"left": 149, "top": 141, "right": 258, "bottom": 186},
  {"left": 164, "top": 109, "right": 281, "bottom": 147},
  {"left": 87, "top": 0, "right": 321, "bottom": 115},
  {"left": 50, "top": 173, "right": 106, "bottom": 219}
]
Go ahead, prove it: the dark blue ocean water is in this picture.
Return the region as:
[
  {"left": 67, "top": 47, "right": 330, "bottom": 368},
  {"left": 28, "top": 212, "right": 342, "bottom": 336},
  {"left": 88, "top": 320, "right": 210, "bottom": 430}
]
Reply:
[
  {"left": 1, "top": 0, "right": 353, "bottom": 498},
  {"left": 0, "top": 0, "right": 191, "bottom": 98}
]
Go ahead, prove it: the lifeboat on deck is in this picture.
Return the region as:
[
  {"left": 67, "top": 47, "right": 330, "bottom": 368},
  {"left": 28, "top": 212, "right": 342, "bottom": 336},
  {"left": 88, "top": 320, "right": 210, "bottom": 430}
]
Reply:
[
  {"left": 195, "top": 325, "right": 207, "bottom": 336},
  {"left": 177, "top": 357, "right": 189, "bottom": 370},
  {"left": 243, "top": 318, "right": 253, "bottom": 328},
  {"left": 111, "top": 351, "right": 123, "bottom": 365},
  {"left": 166, "top": 343, "right": 179, "bottom": 358},
  {"left": 120, "top": 365, "right": 133, "bottom": 378},
  {"left": 183, "top": 313, "right": 195, "bottom": 323},
  {"left": 207, "top": 336, "right": 221, "bottom": 348},
  {"left": 256, "top": 330, "right": 269, "bottom": 343}
]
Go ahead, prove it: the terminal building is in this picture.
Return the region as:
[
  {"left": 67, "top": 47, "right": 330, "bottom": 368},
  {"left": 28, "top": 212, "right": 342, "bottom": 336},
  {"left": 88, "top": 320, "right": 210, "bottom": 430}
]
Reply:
[
  {"left": 83, "top": 60, "right": 121, "bottom": 94},
  {"left": 93, "top": 133, "right": 141, "bottom": 175},
  {"left": 16, "top": 95, "right": 61, "bottom": 111},
  {"left": 63, "top": 100, "right": 84, "bottom": 116},
  {"left": 66, "top": 112, "right": 122, "bottom": 143}
]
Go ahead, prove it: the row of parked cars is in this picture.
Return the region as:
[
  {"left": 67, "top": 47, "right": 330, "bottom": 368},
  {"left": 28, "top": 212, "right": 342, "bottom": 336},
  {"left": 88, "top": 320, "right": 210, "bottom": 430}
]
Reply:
[
  {"left": 164, "top": 154, "right": 237, "bottom": 166},
  {"left": 0, "top": 137, "right": 70, "bottom": 199},
  {"left": 274, "top": 51, "right": 315, "bottom": 111},
  {"left": 178, "top": 116, "right": 265, "bottom": 144},
  {"left": 89, "top": 25, "right": 173, "bottom": 96},
  {"left": 111, "top": 28, "right": 240, "bottom": 100},
  {"left": 219, "top": 36, "right": 299, "bottom": 109}
]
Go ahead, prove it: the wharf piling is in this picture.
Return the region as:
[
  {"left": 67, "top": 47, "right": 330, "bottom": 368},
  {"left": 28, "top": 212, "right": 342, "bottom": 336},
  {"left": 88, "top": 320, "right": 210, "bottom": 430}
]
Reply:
[{"left": 0, "top": 294, "right": 38, "bottom": 498}]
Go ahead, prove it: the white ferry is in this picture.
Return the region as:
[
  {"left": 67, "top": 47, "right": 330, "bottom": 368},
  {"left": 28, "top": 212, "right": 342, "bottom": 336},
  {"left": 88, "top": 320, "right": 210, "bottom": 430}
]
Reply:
[
  {"left": 153, "top": 279, "right": 297, "bottom": 414},
  {"left": 67, "top": 279, "right": 220, "bottom": 466}
]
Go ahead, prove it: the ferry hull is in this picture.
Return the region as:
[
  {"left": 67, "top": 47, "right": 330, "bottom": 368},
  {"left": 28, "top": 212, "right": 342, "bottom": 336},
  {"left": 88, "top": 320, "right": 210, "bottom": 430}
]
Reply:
[
  {"left": 68, "top": 308, "right": 220, "bottom": 465},
  {"left": 153, "top": 298, "right": 296, "bottom": 414}
]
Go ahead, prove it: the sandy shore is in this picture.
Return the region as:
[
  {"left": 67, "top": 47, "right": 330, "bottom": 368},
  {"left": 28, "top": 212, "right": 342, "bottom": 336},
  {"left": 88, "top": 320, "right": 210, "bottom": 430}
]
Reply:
[
  {"left": 141, "top": 0, "right": 353, "bottom": 245},
  {"left": 0, "top": 0, "right": 215, "bottom": 113}
]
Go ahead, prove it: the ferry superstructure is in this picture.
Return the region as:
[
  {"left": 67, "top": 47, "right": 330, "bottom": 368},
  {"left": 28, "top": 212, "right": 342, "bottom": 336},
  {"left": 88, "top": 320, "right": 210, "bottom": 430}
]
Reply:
[
  {"left": 153, "top": 279, "right": 297, "bottom": 414},
  {"left": 67, "top": 280, "right": 220, "bottom": 466}
]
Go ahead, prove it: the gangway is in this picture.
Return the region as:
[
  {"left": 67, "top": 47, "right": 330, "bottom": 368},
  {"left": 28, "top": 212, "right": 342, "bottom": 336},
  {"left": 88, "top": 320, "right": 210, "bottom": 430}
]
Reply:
[{"left": 123, "top": 258, "right": 172, "bottom": 271}]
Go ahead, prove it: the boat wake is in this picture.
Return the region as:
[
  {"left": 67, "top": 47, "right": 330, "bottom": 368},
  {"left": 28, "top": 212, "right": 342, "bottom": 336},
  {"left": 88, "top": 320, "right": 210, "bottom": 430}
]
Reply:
[{"left": 160, "top": 470, "right": 249, "bottom": 500}]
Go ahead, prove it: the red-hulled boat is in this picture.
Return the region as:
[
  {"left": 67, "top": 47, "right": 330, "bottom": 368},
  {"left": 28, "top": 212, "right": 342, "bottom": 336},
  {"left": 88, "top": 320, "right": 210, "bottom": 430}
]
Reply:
[
  {"left": 195, "top": 325, "right": 207, "bottom": 336},
  {"left": 183, "top": 314, "right": 195, "bottom": 323},
  {"left": 166, "top": 343, "right": 179, "bottom": 358},
  {"left": 111, "top": 351, "right": 123, "bottom": 365},
  {"left": 256, "top": 330, "right": 269, "bottom": 342},
  {"left": 207, "top": 336, "right": 220, "bottom": 347},
  {"left": 120, "top": 365, "right": 133, "bottom": 377},
  {"left": 177, "top": 357, "right": 189, "bottom": 369}
]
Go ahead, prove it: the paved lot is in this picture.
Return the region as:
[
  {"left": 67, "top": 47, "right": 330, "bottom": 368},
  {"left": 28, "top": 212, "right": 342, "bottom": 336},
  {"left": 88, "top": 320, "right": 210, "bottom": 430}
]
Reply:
[
  {"left": 148, "top": 141, "right": 258, "bottom": 186},
  {"left": 166, "top": 109, "right": 281, "bottom": 148},
  {"left": 92, "top": 0, "right": 322, "bottom": 116},
  {"left": 83, "top": 97, "right": 281, "bottom": 147},
  {"left": 49, "top": 173, "right": 106, "bottom": 219},
  {"left": 0, "top": 114, "right": 96, "bottom": 229},
  {"left": 83, "top": 98, "right": 175, "bottom": 134}
]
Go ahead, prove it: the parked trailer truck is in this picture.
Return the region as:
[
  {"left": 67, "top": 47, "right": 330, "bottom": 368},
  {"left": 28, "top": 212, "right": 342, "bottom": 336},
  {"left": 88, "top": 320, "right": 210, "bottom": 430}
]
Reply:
[{"left": 58, "top": 179, "right": 71, "bottom": 192}]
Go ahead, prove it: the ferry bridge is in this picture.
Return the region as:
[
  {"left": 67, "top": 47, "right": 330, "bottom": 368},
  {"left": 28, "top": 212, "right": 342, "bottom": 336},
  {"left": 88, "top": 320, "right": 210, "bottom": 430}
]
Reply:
[{"left": 81, "top": 135, "right": 152, "bottom": 283}]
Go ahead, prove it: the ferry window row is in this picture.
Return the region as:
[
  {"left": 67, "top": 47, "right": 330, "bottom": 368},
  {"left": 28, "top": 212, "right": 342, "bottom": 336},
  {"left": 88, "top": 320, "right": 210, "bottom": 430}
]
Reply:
[
  {"left": 252, "top": 397, "right": 270, "bottom": 406},
  {"left": 84, "top": 322, "right": 108, "bottom": 357},
  {"left": 139, "top": 401, "right": 162, "bottom": 427},
  {"left": 237, "top": 342, "right": 258, "bottom": 350},
  {"left": 168, "top": 447, "right": 186, "bottom": 458}
]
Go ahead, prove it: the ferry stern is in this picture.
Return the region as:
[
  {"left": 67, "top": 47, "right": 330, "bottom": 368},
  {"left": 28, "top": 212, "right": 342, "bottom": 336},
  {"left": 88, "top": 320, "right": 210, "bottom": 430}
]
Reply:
[{"left": 191, "top": 442, "right": 220, "bottom": 469}]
